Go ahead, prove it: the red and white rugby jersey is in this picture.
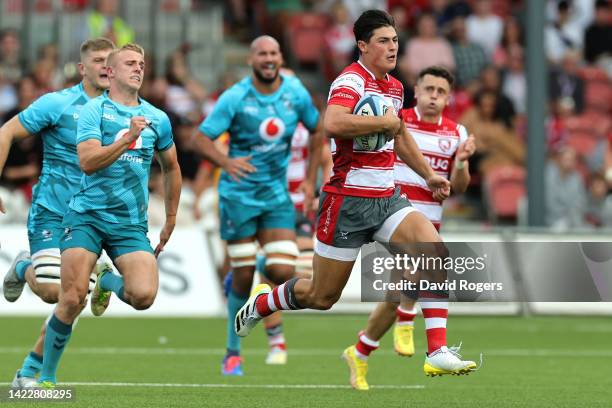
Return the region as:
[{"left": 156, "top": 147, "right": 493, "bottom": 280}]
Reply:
[
  {"left": 323, "top": 61, "right": 404, "bottom": 198},
  {"left": 288, "top": 122, "right": 309, "bottom": 212},
  {"left": 395, "top": 107, "right": 468, "bottom": 230}
]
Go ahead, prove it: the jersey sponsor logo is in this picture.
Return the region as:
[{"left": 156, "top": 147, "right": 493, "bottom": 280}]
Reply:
[
  {"left": 438, "top": 138, "right": 451, "bottom": 153},
  {"left": 103, "top": 113, "right": 116, "bottom": 121},
  {"left": 259, "top": 117, "right": 286, "bottom": 142},
  {"left": 42, "top": 229, "right": 53, "bottom": 241},
  {"left": 114, "top": 129, "right": 143, "bottom": 150},
  {"left": 331, "top": 73, "right": 365, "bottom": 93},
  {"left": 425, "top": 155, "right": 450, "bottom": 171}
]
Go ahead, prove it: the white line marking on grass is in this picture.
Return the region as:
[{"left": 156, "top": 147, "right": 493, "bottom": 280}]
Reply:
[
  {"left": 0, "top": 381, "right": 424, "bottom": 390},
  {"left": 0, "top": 347, "right": 609, "bottom": 357}
]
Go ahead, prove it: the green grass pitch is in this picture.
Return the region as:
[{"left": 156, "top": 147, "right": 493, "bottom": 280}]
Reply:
[{"left": 1, "top": 315, "right": 611, "bottom": 407}]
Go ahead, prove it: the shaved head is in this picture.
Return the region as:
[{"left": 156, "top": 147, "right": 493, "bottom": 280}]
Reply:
[{"left": 250, "top": 35, "right": 280, "bottom": 54}]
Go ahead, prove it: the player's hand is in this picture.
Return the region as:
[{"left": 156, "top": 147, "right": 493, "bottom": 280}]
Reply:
[
  {"left": 127, "top": 116, "right": 148, "bottom": 142},
  {"left": 154, "top": 216, "right": 176, "bottom": 258},
  {"left": 382, "top": 108, "right": 401, "bottom": 138},
  {"left": 456, "top": 134, "right": 476, "bottom": 162},
  {"left": 297, "top": 180, "right": 316, "bottom": 213},
  {"left": 432, "top": 187, "right": 451, "bottom": 202},
  {"left": 0, "top": 197, "right": 5, "bottom": 214},
  {"left": 223, "top": 156, "right": 256, "bottom": 182},
  {"left": 426, "top": 174, "right": 451, "bottom": 202}
]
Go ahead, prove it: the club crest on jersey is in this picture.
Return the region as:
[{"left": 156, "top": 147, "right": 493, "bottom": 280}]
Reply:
[
  {"left": 438, "top": 138, "right": 451, "bottom": 153},
  {"left": 115, "top": 129, "right": 142, "bottom": 150},
  {"left": 259, "top": 117, "right": 285, "bottom": 142}
]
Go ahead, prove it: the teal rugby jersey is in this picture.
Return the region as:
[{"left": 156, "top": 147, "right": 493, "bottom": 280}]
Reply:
[
  {"left": 199, "top": 74, "right": 319, "bottom": 207},
  {"left": 70, "top": 91, "right": 173, "bottom": 224},
  {"left": 18, "top": 82, "right": 92, "bottom": 215}
]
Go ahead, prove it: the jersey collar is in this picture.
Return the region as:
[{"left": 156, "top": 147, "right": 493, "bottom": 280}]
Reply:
[
  {"left": 357, "top": 60, "right": 389, "bottom": 81},
  {"left": 414, "top": 107, "right": 442, "bottom": 126}
]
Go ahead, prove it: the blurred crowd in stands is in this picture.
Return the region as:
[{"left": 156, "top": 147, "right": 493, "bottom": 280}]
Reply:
[{"left": 1, "top": 0, "right": 611, "bottom": 230}]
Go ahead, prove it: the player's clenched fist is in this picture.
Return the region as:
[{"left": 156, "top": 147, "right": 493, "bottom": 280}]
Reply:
[{"left": 127, "top": 116, "right": 148, "bottom": 142}]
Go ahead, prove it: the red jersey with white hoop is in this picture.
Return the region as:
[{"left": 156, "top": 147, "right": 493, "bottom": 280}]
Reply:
[
  {"left": 395, "top": 107, "right": 468, "bottom": 230},
  {"left": 324, "top": 61, "right": 404, "bottom": 198}
]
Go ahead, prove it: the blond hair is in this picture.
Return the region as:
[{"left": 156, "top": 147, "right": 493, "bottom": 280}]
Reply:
[
  {"left": 79, "top": 37, "right": 116, "bottom": 59},
  {"left": 106, "top": 43, "right": 145, "bottom": 67}
]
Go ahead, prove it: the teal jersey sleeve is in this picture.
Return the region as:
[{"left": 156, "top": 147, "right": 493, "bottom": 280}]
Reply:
[
  {"left": 155, "top": 111, "right": 174, "bottom": 151},
  {"left": 76, "top": 99, "right": 103, "bottom": 144},
  {"left": 295, "top": 82, "right": 319, "bottom": 132},
  {"left": 18, "top": 92, "right": 64, "bottom": 134},
  {"left": 198, "top": 87, "right": 239, "bottom": 140}
]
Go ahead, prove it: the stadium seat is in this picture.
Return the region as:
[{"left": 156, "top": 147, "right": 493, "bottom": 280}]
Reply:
[
  {"left": 565, "top": 112, "right": 611, "bottom": 138},
  {"left": 285, "top": 13, "right": 330, "bottom": 66},
  {"left": 565, "top": 131, "right": 601, "bottom": 157},
  {"left": 578, "top": 67, "right": 609, "bottom": 82},
  {"left": 585, "top": 81, "right": 612, "bottom": 112},
  {"left": 483, "top": 165, "right": 526, "bottom": 220}
]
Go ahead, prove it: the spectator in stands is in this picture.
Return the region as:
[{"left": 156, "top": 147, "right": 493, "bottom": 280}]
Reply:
[
  {"left": 466, "top": 0, "right": 503, "bottom": 58},
  {"left": 0, "top": 76, "right": 42, "bottom": 197},
  {"left": 584, "top": 172, "right": 610, "bottom": 227},
  {"left": 80, "top": 0, "right": 135, "bottom": 47},
  {"left": 584, "top": 0, "right": 612, "bottom": 70},
  {"left": 31, "top": 59, "right": 58, "bottom": 95},
  {"left": 0, "top": 28, "right": 23, "bottom": 85},
  {"left": 460, "top": 90, "right": 524, "bottom": 176},
  {"left": 449, "top": 16, "right": 488, "bottom": 87},
  {"left": 324, "top": 1, "right": 355, "bottom": 79},
  {"left": 165, "top": 48, "right": 207, "bottom": 118},
  {"left": 493, "top": 16, "right": 524, "bottom": 68},
  {"left": 545, "top": 146, "right": 587, "bottom": 229},
  {"left": 37, "top": 43, "right": 64, "bottom": 90},
  {"left": 203, "top": 70, "right": 238, "bottom": 118},
  {"left": 545, "top": 0, "right": 583, "bottom": 64},
  {"left": 429, "top": 0, "right": 455, "bottom": 30},
  {"left": 402, "top": 13, "right": 455, "bottom": 80},
  {"left": 0, "top": 68, "right": 17, "bottom": 119},
  {"left": 502, "top": 45, "right": 527, "bottom": 114},
  {"left": 549, "top": 49, "right": 585, "bottom": 114},
  {"left": 479, "top": 65, "right": 516, "bottom": 129}
]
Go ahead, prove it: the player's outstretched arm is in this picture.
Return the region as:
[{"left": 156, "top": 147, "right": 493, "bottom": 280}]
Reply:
[
  {"left": 77, "top": 116, "right": 146, "bottom": 174},
  {"left": 450, "top": 134, "right": 476, "bottom": 194},
  {"left": 324, "top": 104, "right": 401, "bottom": 139},
  {"left": 154, "top": 145, "right": 182, "bottom": 257},
  {"left": 395, "top": 121, "right": 450, "bottom": 200},
  {"left": 0, "top": 116, "right": 32, "bottom": 213}
]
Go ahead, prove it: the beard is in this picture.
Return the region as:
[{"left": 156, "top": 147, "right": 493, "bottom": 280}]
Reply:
[{"left": 253, "top": 67, "right": 279, "bottom": 84}]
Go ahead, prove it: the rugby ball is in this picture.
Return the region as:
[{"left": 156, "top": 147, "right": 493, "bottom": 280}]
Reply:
[{"left": 353, "top": 94, "right": 392, "bottom": 151}]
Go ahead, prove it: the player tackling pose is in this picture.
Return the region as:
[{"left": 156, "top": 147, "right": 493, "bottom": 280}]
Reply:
[
  {"left": 235, "top": 10, "right": 477, "bottom": 382},
  {"left": 343, "top": 66, "right": 477, "bottom": 390},
  {"left": 194, "top": 35, "right": 322, "bottom": 376},
  {"left": 0, "top": 38, "right": 116, "bottom": 388},
  {"left": 37, "top": 43, "right": 181, "bottom": 388}
]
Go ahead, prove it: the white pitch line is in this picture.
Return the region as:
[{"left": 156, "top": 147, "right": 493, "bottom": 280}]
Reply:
[
  {"left": 0, "top": 347, "right": 609, "bottom": 357},
  {"left": 0, "top": 381, "right": 424, "bottom": 390}
]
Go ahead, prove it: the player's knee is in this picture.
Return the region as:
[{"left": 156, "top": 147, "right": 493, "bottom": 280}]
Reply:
[
  {"left": 60, "top": 289, "right": 87, "bottom": 314},
  {"left": 36, "top": 283, "right": 60, "bottom": 304},
  {"left": 128, "top": 290, "right": 156, "bottom": 310},
  {"left": 264, "top": 264, "right": 294, "bottom": 285}
]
